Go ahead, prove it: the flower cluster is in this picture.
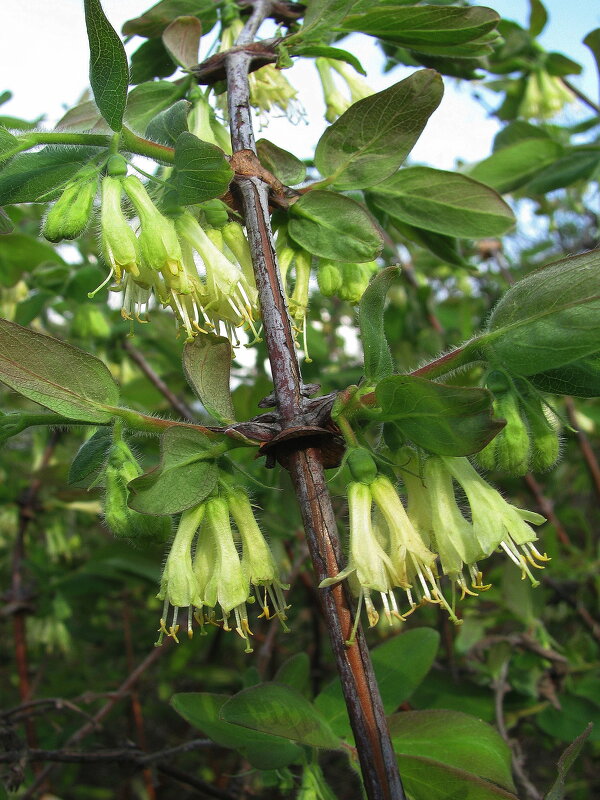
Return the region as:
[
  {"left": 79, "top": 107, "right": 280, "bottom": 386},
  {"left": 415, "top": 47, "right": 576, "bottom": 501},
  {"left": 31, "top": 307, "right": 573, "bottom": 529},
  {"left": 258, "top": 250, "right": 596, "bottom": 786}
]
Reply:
[
  {"left": 323, "top": 447, "right": 548, "bottom": 639},
  {"left": 95, "top": 158, "right": 260, "bottom": 344},
  {"left": 157, "top": 486, "right": 289, "bottom": 652}
]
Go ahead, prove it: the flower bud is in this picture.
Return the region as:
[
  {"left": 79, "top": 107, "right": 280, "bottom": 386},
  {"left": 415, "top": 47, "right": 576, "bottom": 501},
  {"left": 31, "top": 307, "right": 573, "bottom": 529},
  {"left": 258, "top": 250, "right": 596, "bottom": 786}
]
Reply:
[
  {"left": 338, "top": 262, "right": 370, "bottom": 303},
  {"left": 519, "top": 382, "right": 560, "bottom": 472},
  {"left": 347, "top": 447, "right": 378, "bottom": 485},
  {"left": 42, "top": 169, "right": 98, "bottom": 243},
  {"left": 476, "top": 390, "right": 531, "bottom": 476},
  {"left": 317, "top": 261, "right": 342, "bottom": 297}
]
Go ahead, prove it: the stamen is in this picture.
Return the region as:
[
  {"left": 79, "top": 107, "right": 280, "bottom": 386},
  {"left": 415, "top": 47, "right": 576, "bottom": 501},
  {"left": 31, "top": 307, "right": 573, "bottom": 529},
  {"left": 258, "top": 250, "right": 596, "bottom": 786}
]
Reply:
[
  {"left": 187, "top": 606, "right": 194, "bottom": 639},
  {"left": 87, "top": 268, "right": 114, "bottom": 299}
]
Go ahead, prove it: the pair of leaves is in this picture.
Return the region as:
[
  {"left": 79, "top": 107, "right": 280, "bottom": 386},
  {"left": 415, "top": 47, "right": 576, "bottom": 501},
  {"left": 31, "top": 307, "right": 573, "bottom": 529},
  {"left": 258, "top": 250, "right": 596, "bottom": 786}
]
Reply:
[{"left": 0, "top": 318, "right": 119, "bottom": 423}]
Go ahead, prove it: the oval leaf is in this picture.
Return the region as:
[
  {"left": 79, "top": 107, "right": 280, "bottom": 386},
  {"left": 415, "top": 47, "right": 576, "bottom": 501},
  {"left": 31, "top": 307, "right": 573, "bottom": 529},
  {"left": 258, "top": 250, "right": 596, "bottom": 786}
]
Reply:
[
  {"left": 389, "top": 710, "right": 514, "bottom": 791},
  {"left": 483, "top": 249, "right": 600, "bottom": 376},
  {"left": 359, "top": 266, "right": 400, "bottom": 383},
  {"left": 397, "top": 754, "right": 519, "bottom": 800},
  {"left": 375, "top": 375, "right": 502, "bottom": 456},
  {"left": 127, "top": 426, "right": 217, "bottom": 515},
  {"left": 289, "top": 191, "right": 383, "bottom": 261},
  {"left": 221, "top": 683, "right": 342, "bottom": 750},
  {"left": 315, "top": 70, "right": 443, "bottom": 190},
  {"left": 171, "top": 692, "right": 301, "bottom": 769},
  {"left": 173, "top": 131, "right": 233, "bottom": 204},
  {"left": 256, "top": 138, "right": 306, "bottom": 185},
  {"left": 369, "top": 167, "right": 515, "bottom": 238},
  {"left": 0, "top": 318, "right": 119, "bottom": 423},
  {"left": 183, "top": 334, "right": 236, "bottom": 424},
  {"left": 84, "top": 0, "right": 129, "bottom": 131},
  {"left": 470, "top": 138, "right": 564, "bottom": 194},
  {"left": 529, "top": 355, "right": 600, "bottom": 398}
]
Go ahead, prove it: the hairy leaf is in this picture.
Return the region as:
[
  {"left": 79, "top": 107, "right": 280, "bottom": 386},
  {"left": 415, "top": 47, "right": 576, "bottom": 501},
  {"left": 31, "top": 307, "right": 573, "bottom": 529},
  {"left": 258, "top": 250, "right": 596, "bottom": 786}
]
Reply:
[
  {"left": 359, "top": 266, "right": 399, "bottom": 383},
  {"left": 315, "top": 70, "right": 443, "bottom": 189},
  {"left": 0, "top": 147, "right": 101, "bottom": 205},
  {"left": 127, "top": 426, "right": 217, "bottom": 514},
  {"left": 529, "top": 355, "right": 600, "bottom": 398},
  {"left": 0, "top": 319, "right": 119, "bottom": 423},
  {"left": 288, "top": 191, "right": 383, "bottom": 261},
  {"left": 173, "top": 132, "right": 233, "bottom": 204},
  {"left": 221, "top": 683, "right": 342, "bottom": 750},
  {"left": 256, "top": 138, "right": 306, "bottom": 185},
  {"left": 482, "top": 249, "right": 600, "bottom": 376},
  {"left": 545, "top": 723, "right": 594, "bottom": 800},
  {"left": 84, "top": 0, "right": 129, "bottom": 131},
  {"left": 183, "top": 334, "right": 236, "bottom": 425},
  {"left": 0, "top": 126, "right": 29, "bottom": 164},
  {"left": 69, "top": 427, "right": 113, "bottom": 487},
  {"left": 369, "top": 167, "right": 515, "bottom": 237},
  {"left": 145, "top": 100, "right": 190, "bottom": 146},
  {"left": 375, "top": 376, "right": 502, "bottom": 456},
  {"left": 171, "top": 692, "right": 302, "bottom": 769}
]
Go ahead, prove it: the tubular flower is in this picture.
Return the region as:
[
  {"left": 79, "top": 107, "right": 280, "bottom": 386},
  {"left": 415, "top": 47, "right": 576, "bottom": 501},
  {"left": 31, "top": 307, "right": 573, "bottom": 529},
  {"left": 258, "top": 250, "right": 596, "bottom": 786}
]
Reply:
[
  {"left": 157, "top": 504, "right": 206, "bottom": 644},
  {"left": 316, "top": 58, "right": 352, "bottom": 122},
  {"left": 175, "top": 211, "right": 260, "bottom": 343},
  {"left": 320, "top": 482, "right": 400, "bottom": 641},
  {"left": 441, "top": 456, "right": 548, "bottom": 586},
  {"left": 188, "top": 88, "right": 232, "bottom": 154},
  {"left": 226, "top": 488, "right": 290, "bottom": 628},
  {"left": 329, "top": 60, "right": 373, "bottom": 104}
]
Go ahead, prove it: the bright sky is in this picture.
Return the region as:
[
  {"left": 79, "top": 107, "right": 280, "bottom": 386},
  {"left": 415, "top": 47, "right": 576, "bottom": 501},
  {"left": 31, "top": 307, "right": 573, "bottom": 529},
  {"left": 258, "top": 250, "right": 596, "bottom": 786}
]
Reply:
[{"left": 0, "top": 0, "right": 598, "bottom": 170}]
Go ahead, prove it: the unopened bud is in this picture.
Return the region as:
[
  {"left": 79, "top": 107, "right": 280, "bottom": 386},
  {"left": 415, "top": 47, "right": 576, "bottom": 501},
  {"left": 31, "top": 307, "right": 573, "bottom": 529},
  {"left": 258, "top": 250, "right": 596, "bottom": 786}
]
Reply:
[
  {"left": 338, "top": 262, "right": 370, "bottom": 303},
  {"left": 42, "top": 169, "right": 98, "bottom": 243},
  {"left": 317, "top": 261, "right": 342, "bottom": 297},
  {"left": 347, "top": 447, "right": 378, "bottom": 485}
]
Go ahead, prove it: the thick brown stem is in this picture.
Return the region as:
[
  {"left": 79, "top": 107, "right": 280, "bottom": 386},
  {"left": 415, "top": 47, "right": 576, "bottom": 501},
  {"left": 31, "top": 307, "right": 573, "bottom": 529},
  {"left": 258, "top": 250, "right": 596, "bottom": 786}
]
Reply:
[{"left": 224, "top": 5, "right": 405, "bottom": 798}]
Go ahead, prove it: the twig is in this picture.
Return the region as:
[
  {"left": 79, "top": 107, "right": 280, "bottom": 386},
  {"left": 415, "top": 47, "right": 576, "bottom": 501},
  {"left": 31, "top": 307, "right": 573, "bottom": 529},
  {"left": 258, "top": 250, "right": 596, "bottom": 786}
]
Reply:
[
  {"left": 122, "top": 338, "right": 195, "bottom": 421},
  {"left": 493, "top": 660, "right": 542, "bottom": 800},
  {"left": 0, "top": 740, "right": 213, "bottom": 766},
  {"left": 224, "top": 6, "right": 405, "bottom": 798},
  {"left": 564, "top": 397, "right": 600, "bottom": 498},
  {"left": 20, "top": 642, "right": 170, "bottom": 799},
  {"left": 561, "top": 77, "right": 600, "bottom": 114},
  {"left": 523, "top": 473, "right": 572, "bottom": 547}
]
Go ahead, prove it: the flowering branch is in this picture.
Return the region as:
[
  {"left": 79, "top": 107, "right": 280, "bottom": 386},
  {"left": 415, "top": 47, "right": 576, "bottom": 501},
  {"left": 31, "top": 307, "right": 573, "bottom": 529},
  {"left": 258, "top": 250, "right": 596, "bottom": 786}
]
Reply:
[{"left": 224, "top": 3, "right": 405, "bottom": 799}]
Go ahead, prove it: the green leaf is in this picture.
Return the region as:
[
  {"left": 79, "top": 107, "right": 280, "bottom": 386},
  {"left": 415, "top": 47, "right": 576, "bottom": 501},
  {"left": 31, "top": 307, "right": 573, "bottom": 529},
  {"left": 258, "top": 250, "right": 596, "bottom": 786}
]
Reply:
[
  {"left": 289, "top": 0, "right": 358, "bottom": 45},
  {"left": 0, "top": 207, "right": 14, "bottom": 234},
  {"left": 0, "top": 147, "right": 101, "bottom": 205},
  {"left": 14, "top": 291, "right": 53, "bottom": 326},
  {"left": 123, "top": 0, "right": 217, "bottom": 39},
  {"left": 173, "top": 132, "right": 234, "bottom": 205},
  {"left": 470, "top": 138, "right": 564, "bottom": 194},
  {"left": 124, "top": 81, "right": 185, "bottom": 135},
  {"left": 274, "top": 653, "right": 311, "bottom": 697},
  {"left": 55, "top": 99, "right": 109, "bottom": 133},
  {"left": 537, "top": 694, "right": 600, "bottom": 744},
  {"left": 545, "top": 723, "right": 594, "bottom": 800},
  {"left": 338, "top": 6, "right": 500, "bottom": 57},
  {"left": 359, "top": 266, "right": 399, "bottom": 384},
  {"left": 288, "top": 191, "right": 383, "bottom": 262},
  {"left": 0, "top": 318, "right": 119, "bottom": 423},
  {"left": 529, "top": 355, "right": 600, "bottom": 398},
  {"left": 130, "top": 38, "right": 176, "bottom": 85},
  {"left": 522, "top": 149, "right": 600, "bottom": 194},
  {"left": 315, "top": 628, "right": 439, "bottom": 737},
  {"left": 583, "top": 29, "right": 600, "bottom": 83},
  {"left": 289, "top": 44, "right": 366, "bottom": 75},
  {"left": 374, "top": 376, "right": 502, "bottom": 456},
  {"left": 369, "top": 167, "right": 515, "bottom": 238},
  {"left": 256, "top": 138, "right": 306, "bottom": 186},
  {"left": 0, "top": 126, "right": 30, "bottom": 164},
  {"left": 528, "top": 0, "right": 548, "bottom": 36},
  {"left": 315, "top": 70, "right": 443, "bottom": 190},
  {"left": 83, "top": 0, "right": 129, "bottom": 131},
  {"left": 171, "top": 692, "right": 302, "bottom": 769},
  {"left": 0, "top": 232, "right": 65, "bottom": 287},
  {"left": 493, "top": 121, "right": 550, "bottom": 152},
  {"left": 391, "top": 219, "right": 468, "bottom": 267},
  {"left": 183, "top": 334, "right": 236, "bottom": 425},
  {"left": 127, "top": 426, "right": 218, "bottom": 515},
  {"left": 162, "top": 16, "right": 202, "bottom": 69},
  {"left": 390, "top": 710, "right": 514, "bottom": 791},
  {"left": 397, "top": 755, "right": 519, "bottom": 800},
  {"left": 68, "top": 427, "right": 113, "bottom": 486},
  {"left": 221, "top": 683, "right": 342, "bottom": 750},
  {"left": 545, "top": 52, "right": 582, "bottom": 77},
  {"left": 482, "top": 249, "right": 600, "bottom": 376},
  {"left": 145, "top": 100, "right": 190, "bottom": 146}
]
